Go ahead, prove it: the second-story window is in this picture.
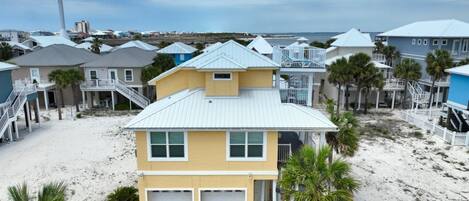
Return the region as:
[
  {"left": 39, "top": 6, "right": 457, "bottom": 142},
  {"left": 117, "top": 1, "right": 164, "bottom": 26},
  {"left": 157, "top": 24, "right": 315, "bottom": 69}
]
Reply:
[
  {"left": 423, "top": 39, "right": 428, "bottom": 46},
  {"left": 125, "top": 69, "right": 133, "bottom": 82},
  {"left": 412, "top": 39, "right": 416, "bottom": 45},
  {"left": 148, "top": 131, "right": 187, "bottom": 161},
  {"left": 213, "top": 72, "right": 231, "bottom": 80},
  {"left": 441, "top": 39, "right": 448, "bottom": 45},
  {"left": 228, "top": 131, "right": 265, "bottom": 160},
  {"left": 89, "top": 70, "right": 97, "bottom": 80},
  {"left": 417, "top": 39, "right": 422, "bottom": 45},
  {"left": 433, "top": 39, "right": 439, "bottom": 46},
  {"left": 462, "top": 40, "right": 469, "bottom": 52}
]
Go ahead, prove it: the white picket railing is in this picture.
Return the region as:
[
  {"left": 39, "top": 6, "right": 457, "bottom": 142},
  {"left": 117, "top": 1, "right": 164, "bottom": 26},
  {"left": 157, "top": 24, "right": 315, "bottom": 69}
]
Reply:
[
  {"left": 278, "top": 144, "right": 292, "bottom": 163},
  {"left": 399, "top": 110, "right": 469, "bottom": 146},
  {"left": 383, "top": 79, "right": 405, "bottom": 91},
  {"left": 273, "top": 46, "right": 326, "bottom": 68}
]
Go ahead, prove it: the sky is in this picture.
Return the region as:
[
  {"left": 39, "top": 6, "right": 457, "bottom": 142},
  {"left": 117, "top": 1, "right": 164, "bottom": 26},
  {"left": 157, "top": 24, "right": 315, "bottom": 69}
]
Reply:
[{"left": 1, "top": 0, "right": 469, "bottom": 33}]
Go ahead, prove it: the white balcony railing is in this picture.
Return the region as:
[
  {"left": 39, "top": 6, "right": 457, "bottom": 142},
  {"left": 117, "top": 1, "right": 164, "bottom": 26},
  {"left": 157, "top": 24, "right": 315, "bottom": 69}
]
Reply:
[
  {"left": 383, "top": 78, "right": 405, "bottom": 91},
  {"left": 278, "top": 144, "right": 292, "bottom": 163},
  {"left": 81, "top": 79, "right": 115, "bottom": 90},
  {"left": 280, "top": 88, "right": 308, "bottom": 105},
  {"left": 273, "top": 46, "right": 326, "bottom": 69},
  {"left": 372, "top": 53, "right": 386, "bottom": 64}
]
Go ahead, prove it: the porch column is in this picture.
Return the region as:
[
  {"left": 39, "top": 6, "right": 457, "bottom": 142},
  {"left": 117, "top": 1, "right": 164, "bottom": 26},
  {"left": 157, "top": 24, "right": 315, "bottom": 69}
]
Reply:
[
  {"left": 391, "top": 91, "right": 396, "bottom": 110},
  {"left": 82, "top": 90, "right": 86, "bottom": 109},
  {"left": 14, "top": 121, "right": 18, "bottom": 139},
  {"left": 357, "top": 89, "right": 362, "bottom": 110},
  {"left": 129, "top": 99, "right": 132, "bottom": 110},
  {"left": 43, "top": 90, "right": 48, "bottom": 111},
  {"left": 307, "top": 74, "right": 314, "bottom": 107},
  {"left": 272, "top": 180, "right": 277, "bottom": 201},
  {"left": 275, "top": 70, "right": 280, "bottom": 89},
  {"left": 320, "top": 132, "right": 326, "bottom": 147},
  {"left": 260, "top": 181, "right": 265, "bottom": 201},
  {"left": 26, "top": 102, "right": 32, "bottom": 133},
  {"left": 375, "top": 90, "right": 380, "bottom": 109},
  {"left": 111, "top": 91, "right": 115, "bottom": 111},
  {"left": 7, "top": 123, "right": 13, "bottom": 141},
  {"left": 436, "top": 86, "right": 440, "bottom": 108},
  {"left": 35, "top": 97, "right": 40, "bottom": 125}
]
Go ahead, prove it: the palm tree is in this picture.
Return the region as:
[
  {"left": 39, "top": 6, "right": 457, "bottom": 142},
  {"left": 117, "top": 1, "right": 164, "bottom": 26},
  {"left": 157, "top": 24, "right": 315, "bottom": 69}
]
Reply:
[
  {"left": 382, "top": 45, "right": 400, "bottom": 66},
  {"left": 349, "top": 53, "right": 375, "bottom": 113},
  {"left": 90, "top": 38, "right": 102, "bottom": 54},
  {"left": 8, "top": 183, "right": 30, "bottom": 201},
  {"left": 106, "top": 186, "right": 138, "bottom": 201},
  {"left": 374, "top": 41, "right": 385, "bottom": 54},
  {"left": 279, "top": 146, "right": 359, "bottom": 201},
  {"left": 0, "top": 42, "right": 13, "bottom": 61},
  {"left": 49, "top": 70, "right": 69, "bottom": 120},
  {"left": 65, "top": 69, "right": 84, "bottom": 112},
  {"left": 327, "top": 57, "right": 352, "bottom": 116},
  {"left": 425, "top": 50, "right": 453, "bottom": 108},
  {"left": 37, "top": 182, "right": 67, "bottom": 201},
  {"left": 361, "top": 67, "right": 384, "bottom": 114},
  {"left": 394, "top": 58, "right": 422, "bottom": 109}
]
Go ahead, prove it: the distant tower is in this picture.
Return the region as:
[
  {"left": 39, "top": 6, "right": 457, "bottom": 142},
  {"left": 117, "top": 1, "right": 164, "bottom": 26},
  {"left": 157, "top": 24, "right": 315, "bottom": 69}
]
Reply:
[{"left": 57, "top": 0, "right": 68, "bottom": 39}]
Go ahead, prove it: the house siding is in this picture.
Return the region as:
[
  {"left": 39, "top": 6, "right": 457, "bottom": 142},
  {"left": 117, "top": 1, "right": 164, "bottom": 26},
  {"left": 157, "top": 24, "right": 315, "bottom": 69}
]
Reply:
[
  {"left": 0, "top": 70, "right": 13, "bottom": 103},
  {"left": 448, "top": 74, "right": 469, "bottom": 106}
]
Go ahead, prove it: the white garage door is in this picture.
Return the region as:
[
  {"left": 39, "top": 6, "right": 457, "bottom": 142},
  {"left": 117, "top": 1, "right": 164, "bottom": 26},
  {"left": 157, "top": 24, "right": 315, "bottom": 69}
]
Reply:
[
  {"left": 148, "top": 190, "right": 192, "bottom": 201},
  {"left": 201, "top": 190, "right": 245, "bottom": 201}
]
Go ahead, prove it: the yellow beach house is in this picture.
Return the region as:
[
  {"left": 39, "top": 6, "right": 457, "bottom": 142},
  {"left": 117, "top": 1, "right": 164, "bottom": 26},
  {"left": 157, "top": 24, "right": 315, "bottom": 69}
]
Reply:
[{"left": 125, "top": 40, "right": 337, "bottom": 201}]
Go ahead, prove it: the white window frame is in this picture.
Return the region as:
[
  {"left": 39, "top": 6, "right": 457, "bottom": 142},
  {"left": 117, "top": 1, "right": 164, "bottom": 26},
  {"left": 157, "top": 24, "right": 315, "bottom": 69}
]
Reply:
[
  {"left": 180, "top": 54, "right": 185, "bottom": 61},
  {"left": 417, "top": 39, "right": 422, "bottom": 45},
  {"left": 146, "top": 131, "right": 188, "bottom": 162},
  {"left": 89, "top": 70, "right": 97, "bottom": 80},
  {"left": 441, "top": 39, "right": 448, "bottom": 46},
  {"left": 226, "top": 131, "right": 267, "bottom": 161},
  {"left": 423, "top": 39, "right": 428, "bottom": 46},
  {"left": 124, "top": 69, "right": 134, "bottom": 82},
  {"left": 412, "top": 39, "right": 416, "bottom": 45},
  {"left": 213, "top": 72, "right": 232, "bottom": 81},
  {"left": 30, "top": 68, "right": 40, "bottom": 83},
  {"left": 145, "top": 188, "right": 194, "bottom": 201},
  {"left": 108, "top": 69, "right": 117, "bottom": 81},
  {"left": 198, "top": 188, "right": 247, "bottom": 201},
  {"left": 433, "top": 39, "right": 439, "bottom": 46},
  {"left": 462, "top": 39, "right": 469, "bottom": 52}
]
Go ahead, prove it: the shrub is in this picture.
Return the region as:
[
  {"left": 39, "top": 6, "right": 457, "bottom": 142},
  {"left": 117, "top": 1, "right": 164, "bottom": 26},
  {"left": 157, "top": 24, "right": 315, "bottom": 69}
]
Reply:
[
  {"left": 76, "top": 113, "right": 82, "bottom": 118},
  {"left": 107, "top": 186, "right": 138, "bottom": 201},
  {"left": 114, "top": 102, "right": 140, "bottom": 110}
]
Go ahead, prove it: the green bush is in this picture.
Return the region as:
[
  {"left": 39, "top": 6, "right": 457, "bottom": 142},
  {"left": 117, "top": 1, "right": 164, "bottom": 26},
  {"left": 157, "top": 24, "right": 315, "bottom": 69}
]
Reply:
[
  {"left": 114, "top": 102, "right": 140, "bottom": 110},
  {"left": 76, "top": 113, "right": 82, "bottom": 118},
  {"left": 106, "top": 186, "right": 138, "bottom": 201}
]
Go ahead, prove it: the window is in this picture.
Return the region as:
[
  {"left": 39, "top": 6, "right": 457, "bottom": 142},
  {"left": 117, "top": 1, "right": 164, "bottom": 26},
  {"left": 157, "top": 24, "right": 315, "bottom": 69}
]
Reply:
[
  {"left": 433, "top": 39, "right": 439, "bottom": 46},
  {"left": 227, "top": 131, "right": 265, "bottom": 160},
  {"left": 148, "top": 132, "right": 187, "bottom": 161},
  {"left": 179, "top": 54, "right": 185, "bottom": 61},
  {"left": 462, "top": 40, "right": 469, "bottom": 52},
  {"left": 30, "top": 68, "right": 40, "bottom": 83},
  {"left": 423, "top": 39, "right": 428, "bottom": 46},
  {"left": 89, "top": 70, "right": 97, "bottom": 80},
  {"left": 441, "top": 39, "right": 448, "bottom": 45},
  {"left": 213, "top": 72, "right": 231, "bottom": 80},
  {"left": 412, "top": 39, "right": 416, "bottom": 45},
  {"left": 417, "top": 39, "right": 422, "bottom": 45},
  {"left": 124, "top": 69, "right": 133, "bottom": 82}
]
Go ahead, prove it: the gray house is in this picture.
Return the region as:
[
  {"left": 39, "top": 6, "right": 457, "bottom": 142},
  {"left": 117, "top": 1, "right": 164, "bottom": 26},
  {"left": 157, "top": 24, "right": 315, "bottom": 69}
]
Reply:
[
  {"left": 80, "top": 47, "right": 155, "bottom": 110},
  {"left": 378, "top": 19, "right": 469, "bottom": 106},
  {"left": 9, "top": 44, "right": 100, "bottom": 110}
]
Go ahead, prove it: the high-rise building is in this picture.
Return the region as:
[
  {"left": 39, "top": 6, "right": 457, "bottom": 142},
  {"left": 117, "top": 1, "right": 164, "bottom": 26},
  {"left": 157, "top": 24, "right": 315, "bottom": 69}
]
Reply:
[{"left": 75, "top": 20, "right": 90, "bottom": 34}]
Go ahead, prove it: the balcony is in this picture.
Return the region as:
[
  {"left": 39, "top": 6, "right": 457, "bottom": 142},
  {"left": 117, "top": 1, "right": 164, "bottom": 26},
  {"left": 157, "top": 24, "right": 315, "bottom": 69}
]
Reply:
[
  {"left": 451, "top": 51, "right": 469, "bottom": 61},
  {"left": 419, "top": 74, "right": 450, "bottom": 87},
  {"left": 372, "top": 53, "right": 386, "bottom": 64},
  {"left": 272, "top": 46, "right": 326, "bottom": 70},
  {"left": 383, "top": 78, "right": 405, "bottom": 91},
  {"left": 278, "top": 75, "right": 311, "bottom": 106},
  {"left": 80, "top": 79, "right": 116, "bottom": 91},
  {"left": 278, "top": 144, "right": 292, "bottom": 163}
]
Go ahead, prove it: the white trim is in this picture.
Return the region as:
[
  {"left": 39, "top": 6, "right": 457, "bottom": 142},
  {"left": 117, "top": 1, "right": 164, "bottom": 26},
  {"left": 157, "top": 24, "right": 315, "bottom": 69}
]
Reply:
[
  {"left": 30, "top": 68, "right": 40, "bottom": 82},
  {"left": 412, "top": 38, "right": 416, "bottom": 45},
  {"left": 145, "top": 188, "right": 194, "bottom": 201},
  {"left": 446, "top": 100, "right": 468, "bottom": 111},
  {"left": 226, "top": 131, "right": 267, "bottom": 161},
  {"left": 213, "top": 72, "right": 232, "bottom": 80},
  {"left": 462, "top": 39, "right": 469, "bottom": 52},
  {"left": 88, "top": 69, "right": 97, "bottom": 80},
  {"left": 198, "top": 188, "right": 247, "bottom": 201},
  {"left": 423, "top": 39, "right": 428, "bottom": 46},
  {"left": 108, "top": 69, "right": 117, "bottom": 81},
  {"left": 180, "top": 54, "right": 185, "bottom": 61},
  {"left": 441, "top": 39, "right": 448, "bottom": 46},
  {"left": 139, "top": 170, "right": 278, "bottom": 176},
  {"left": 433, "top": 39, "right": 439, "bottom": 46},
  {"left": 146, "top": 131, "right": 188, "bottom": 162},
  {"left": 417, "top": 39, "right": 422, "bottom": 45},
  {"left": 124, "top": 69, "right": 134, "bottom": 82}
]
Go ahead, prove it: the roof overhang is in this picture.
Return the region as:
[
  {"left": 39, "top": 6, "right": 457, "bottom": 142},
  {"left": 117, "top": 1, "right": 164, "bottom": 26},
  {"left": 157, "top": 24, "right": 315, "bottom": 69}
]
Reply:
[{"left": 126, "top": 127, "right": 338, "bottom": 132}]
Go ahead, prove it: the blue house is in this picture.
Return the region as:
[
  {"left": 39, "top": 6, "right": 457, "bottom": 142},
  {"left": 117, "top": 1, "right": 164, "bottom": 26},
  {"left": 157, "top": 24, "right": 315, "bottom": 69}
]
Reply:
[
  {"left": 0, "top": 61, "right": 39, "bottom": 142},
  {"left": 445, "top": 65, "right": 469, "bottom": 132},
  {"left": 378, "top": 19, "right": 469, "bottom": 106},
  {"left": 157, "top": 42, "right": 197, "bottom": 65}
]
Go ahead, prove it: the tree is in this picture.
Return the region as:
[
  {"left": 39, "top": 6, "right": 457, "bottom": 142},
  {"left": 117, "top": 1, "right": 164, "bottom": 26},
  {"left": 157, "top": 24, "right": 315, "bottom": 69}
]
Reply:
[
  {"left": 457, "top": 58, "right": 469, "bottom": 66},
  {"left": 0, "top": 42, "right": 13, "bottom": 61},
  {"left": 382, "top": 45, "right": 400, "bottom": 66},
  {"left": 158, "top": 41, "right": 171, "bottom": 49},
  {"left": 65, "top": 69, "right": 84, "bottom": 112},
  {"left": 37, "top": 182, "right": 67, "bottom": 201},
  {"left": 106, "top": 186, "right": 138, "bottom": 201},
  {"left": 310, "top": 39, "right": 336, "bottom": 49},
  {"left": 193, "top": 43, "right": 204, "bottom": 56},
  {"left": 90, "top": 38, "right": 103, "bottom": 54},
  {"left": 349, "top": 53, "right": 375, "bottom": 113},
  {"left": 425, "top": 50, "right": 453, "bottom": 108},
  {"left": 132, "top": 33, "right": 142, "bottom": 40},
  {"left": 374, "top": 41, "right": 385, "bottom": 54},
  {"left": 8, "top": 183, "right": 30, "bottom": 201},
  {"left": 394, "top": 58, "right": 422, "bottom": 109},
  {"left": 361, "top": 67, "right": 384, "bottom": 114},
  {"left": 327, "top": 57, "right": 352, "bottom": 116},
  {"left": 49, "top": 70, "right": 69, "bottom": 120},
  {"left": 141, "top": 54, "right": 176, "bottom": 83},
  {"left": 279, "top": 146, "right": 359, "bottom": 201}
]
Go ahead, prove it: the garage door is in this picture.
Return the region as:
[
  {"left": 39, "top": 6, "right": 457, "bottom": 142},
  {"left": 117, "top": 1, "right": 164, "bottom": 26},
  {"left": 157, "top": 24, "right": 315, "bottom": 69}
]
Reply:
[
  {"left": 201, "top": 190, "right": 245, "bottom": 201},
  {"left": 147, "top": 190, "right": 192, "bottom": 201}
]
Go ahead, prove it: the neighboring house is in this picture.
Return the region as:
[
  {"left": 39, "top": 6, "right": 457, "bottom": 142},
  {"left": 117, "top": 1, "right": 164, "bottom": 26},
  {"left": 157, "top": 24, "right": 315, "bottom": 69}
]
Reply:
[
  {"left": 0, "top": 29, "right": 28, "bottom": 43},
  {"left": 202, "top": 42, "right": 222, "bottom": 53},
  {"left": 22, "top": 36, "right": 77, "bottom": 50},
  {"left": 247, "top": 36, "right": 273, "bottom": 58},
  {"left": 157, "top": 42, "right": 197, "bottom": 65},
  {"left": 1, "top": 41, "right": 32, "bottom": 58},
  {"left": 378, "top": 19, "right": 469, "bottom": 106},
  {"left": 323, "top": 28, "right": 403, "bottom": 109},
  {"left": 80, "top": 47, "right": 154, "bottom": 110},
  {"left": 0, "top": 62, "right": 38, "bottom": 142},
  {"left": 9, "top": 44, "right": 99, "bottom": 110},
  {"left": 112, "top": 40, "right": 159, "bottom": 52},
  {"left": 126, "top": 40, "right": 337, "bottom": 201},
  {"left": 75, "top": 42, "right": 113, "bottom": 54},
  {"left": 445, "top": 65, "right": 469, "bottom": 132}
]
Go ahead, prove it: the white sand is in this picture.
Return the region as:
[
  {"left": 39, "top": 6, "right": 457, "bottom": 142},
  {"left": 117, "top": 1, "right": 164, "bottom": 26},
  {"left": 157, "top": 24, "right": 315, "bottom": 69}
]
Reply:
[
  {"left": 350, "top": 111, "right": 469, "bottom": 200},
  {"left": 0, "top": 108, "right": 137, "bottom": 201}
]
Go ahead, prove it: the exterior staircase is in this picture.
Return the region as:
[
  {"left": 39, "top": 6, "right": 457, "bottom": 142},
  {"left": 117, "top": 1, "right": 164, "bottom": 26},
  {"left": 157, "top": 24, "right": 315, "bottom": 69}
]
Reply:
[
  {"left": 114, "top": 80, "right": 150, "bottom": 108},
  {"left": 0, "top": 85, "right": 32, "bottom": 141},
  {"left": 407, "top": 81, "right": 430, "bottom": 108}
]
